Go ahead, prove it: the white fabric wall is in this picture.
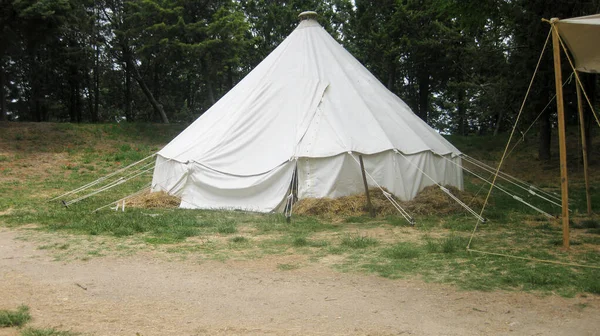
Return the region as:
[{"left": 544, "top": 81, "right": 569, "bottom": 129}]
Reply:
[
  {"left": 152, "top": 151, "right": 462, "bottom": 212},
  {"left": 297, "top": 151, "right": 462, "bottom": 201},
  {"left": 152, "top": 154, "right": 295, "bottom": 212},
  {"left": 179, "top": 161, "right": 294, "bottom": 212},
  {"left": 151, "top": 155, "right": 189, "bottom": 197}
]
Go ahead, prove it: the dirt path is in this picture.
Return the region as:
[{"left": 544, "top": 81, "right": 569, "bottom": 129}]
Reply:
[{"left": 0, "top": 229, "right": 598, "bottom": 336}]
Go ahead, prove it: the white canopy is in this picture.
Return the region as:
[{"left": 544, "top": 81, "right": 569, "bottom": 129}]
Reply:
[
  {"left": 152, "top": 17, "right": 463, "bottom": 212},
  {"left": 557, "top": 14, "right": 600, "bottom": 73}
]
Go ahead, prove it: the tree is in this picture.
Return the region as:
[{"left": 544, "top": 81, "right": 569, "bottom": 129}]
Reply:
[
  {"left": 508, "top": 0, "right": 599, "bottom": 161},
  {"left": 349, "top": 0, "right": 467, "bottom": 124}
]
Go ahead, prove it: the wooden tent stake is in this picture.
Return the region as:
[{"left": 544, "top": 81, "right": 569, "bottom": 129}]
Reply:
[
  {"left": 359, "top": 155, "right": 376, "bottom": 217},
  {"left": 576, "top": 78, "right": 592, "bottom": 215},
  {"left": 551, "top": 18, "right": 570, "bottom": 249}
]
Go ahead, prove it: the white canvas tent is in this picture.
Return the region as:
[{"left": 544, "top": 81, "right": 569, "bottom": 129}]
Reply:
[
  {"left": 151, "top": 12, "right": 463, "bottom": 213},
  {"left": 556, "top": 14, "right": 600, "bottom": 73}
]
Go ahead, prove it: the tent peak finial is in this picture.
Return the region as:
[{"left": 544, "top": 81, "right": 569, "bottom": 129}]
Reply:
[{"left": 298, "top": 11, "right": 318, "bottom": 21}]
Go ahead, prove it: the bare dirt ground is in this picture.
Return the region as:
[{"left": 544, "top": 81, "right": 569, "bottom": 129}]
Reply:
[{"left": 1, "top": 228, "right": 599, "bottom": 336}]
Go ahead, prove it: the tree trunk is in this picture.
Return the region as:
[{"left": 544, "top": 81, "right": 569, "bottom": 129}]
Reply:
[
  {"left": 29, "top": 48, "right": 43, "bottom": 122},
  {"left": 32, "top": 83, "right": 42, "bottom": 122},
  {"left": 69, "top": 83, "right": 75, "bottom": 122},
  {"left": 128, "top": 59, "right": 169, "bottom": 124},
  {"left": 227, "top": 66, "right": 234, "bottom": 90},
  {"left": 122, "top": 43, "right": 134, "bottom": 122},
  {"left": 207, "top": 79, "right": 216, "bottom": 105},
  {"left": 582, "top": 73, "right": 596, "bottom": 161},
  {"left": 69, "top": 63, "right": 78, "bottom": 123},
  {"left": 86, "top": 73, "right": 94, "bottom": 122},
  {"left": 417, "top": 69, "right": 430, "bottom": 123},
  {"left": 493, "top": 110, "right": 503, "bottom": 136},
  {"left": 0, "top": 62, "right": 6, "bottom": 121},
  {"left": 538, "top": 108, "right": 552, "bottom": 162},
  {"left": 386, "top": 58, "right": 396, "bottom": 92},
  {"left": 92, "top": 43, "right": 100, "bottom": 122},
  {"left": 75, "top": 81, "right": 82, "bottom": 123},
  {"left": 153, "top": 61, "right": 160, "bottom": 101},
  {"left": 457, "top": 88, "right": 467, "bottom": 136},
  {"left": 202, "top": 58, "right": 216, "bottom": 106}
]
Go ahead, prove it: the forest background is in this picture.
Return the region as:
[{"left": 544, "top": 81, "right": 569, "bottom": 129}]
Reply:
[{"left": 1, "top": 0, "right": 599, "bottom": 160}]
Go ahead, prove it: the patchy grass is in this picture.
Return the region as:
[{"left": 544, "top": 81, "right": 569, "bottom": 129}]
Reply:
[
  {"left": 230, "top": 236, "right": 249, "bottom": 243},
  {"left": 1, "top": 123, "right": 599, "bottom": 297},
  {"left": 383, "top": 242, "right": 421, "bottom": 259},
  {"left": 292, "top": 236, "right": 329, "bottom": 248},
  {"left": 0, "top": 304, "right": 77, "bottom": 335},
  {"left": 574, "top": 219, "right": 600, "bottom": 229},
  {"left": 20, "top": 328, "right": 79, "bottom": 336},
  {"left": 341, "top": 235, "right": 379, "bottom": 249},
  {"left": 0, "top": 305, "right": 31, "bottom": 327},
  {"left": 277, "top": 263, "right": 301, "bottom": 271}
]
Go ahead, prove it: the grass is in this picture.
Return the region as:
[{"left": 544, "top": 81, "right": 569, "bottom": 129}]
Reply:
[
  {"left": 277, "top": 263, "right": 300, "bottom": 271},
  {"left": 0, "top": 122, "right": 599, "bottom": 296},
  {"left": 0, "top": 305, "right": 31, "bottom": 327},
  {"left": 383, "top": 242, "right": 421, "bottom": 259},
  {"left": 0, "top": 304, "right": 77, "bottom": 335},
  {"left": 574, "top": 219, "right": 600, "bottom": 229},
  {"left": 341, "top": 234, "right": 379, "bottom": 248},
  {"left": 292, "top": 236, "right": 309, "bottom": 247},
  {"left": 216, "top": 220, "right": 237, "bottom": 234},
  {"left": 293, "top": 236, "right": 328, "bottom": 247},
  {"left": 20, "top": 328, "right": 79, "bottom": 336},
  {"left": 230, "top": 236, "right": 249, "bottom": 243}
]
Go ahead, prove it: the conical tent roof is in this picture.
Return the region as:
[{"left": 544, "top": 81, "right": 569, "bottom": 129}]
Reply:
[
  {"left": 158, "top": 18, "right": 460, "bottom": 175},
  {"left": 153, "top": 15, "right": 463, "bottom": 212}
]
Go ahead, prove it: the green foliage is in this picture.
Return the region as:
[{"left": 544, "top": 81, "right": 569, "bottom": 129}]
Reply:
[
  {"left": 3, "top": 0, "right": 598, "bottom": 139},
  {"left": 0, "top": 305, "right": 31, "bottom": 327}
]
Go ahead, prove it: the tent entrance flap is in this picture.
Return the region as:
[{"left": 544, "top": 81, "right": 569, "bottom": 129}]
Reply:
[{"left": 179, "top": 161, "right": 295, "bottom": 212}]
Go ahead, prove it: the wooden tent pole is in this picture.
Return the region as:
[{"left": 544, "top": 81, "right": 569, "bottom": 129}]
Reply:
[
  {"left": 359, "top": 155, "right": 376, "bottom": 218},
  {"left": 576, "top": 76, "right": 592, "bottom": 215},
  {"left": 551, "top": 18, "right": 570, "bottom": 249}
]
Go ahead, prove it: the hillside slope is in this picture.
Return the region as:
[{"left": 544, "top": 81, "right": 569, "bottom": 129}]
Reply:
[{"left": 0, "top": 121, "right": 597, "bottom": 210}]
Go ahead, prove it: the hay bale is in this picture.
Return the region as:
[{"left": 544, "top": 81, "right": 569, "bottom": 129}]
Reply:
[
  {"left": 294, "top": 188, "right": 400, "bottom": 219},
  {"left": 294, "top": 185, "right": 485, "bottom": 219},
  {"left": 127, "top": 190, "right": 181, "bottom": 208},
  {"left": 403, "top": 185, "right": 486, "bottom": 216}
]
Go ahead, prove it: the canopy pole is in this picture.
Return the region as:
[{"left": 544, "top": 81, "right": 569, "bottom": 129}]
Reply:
[
  {"left": 359, "top": 155, "right": 376, "bottom": 218},
  {"left": 576, "top": 76, "right": 592, "bottom": 215},
  {"left": 551, "top": 18, "right": 570, "bottom": 249}
]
